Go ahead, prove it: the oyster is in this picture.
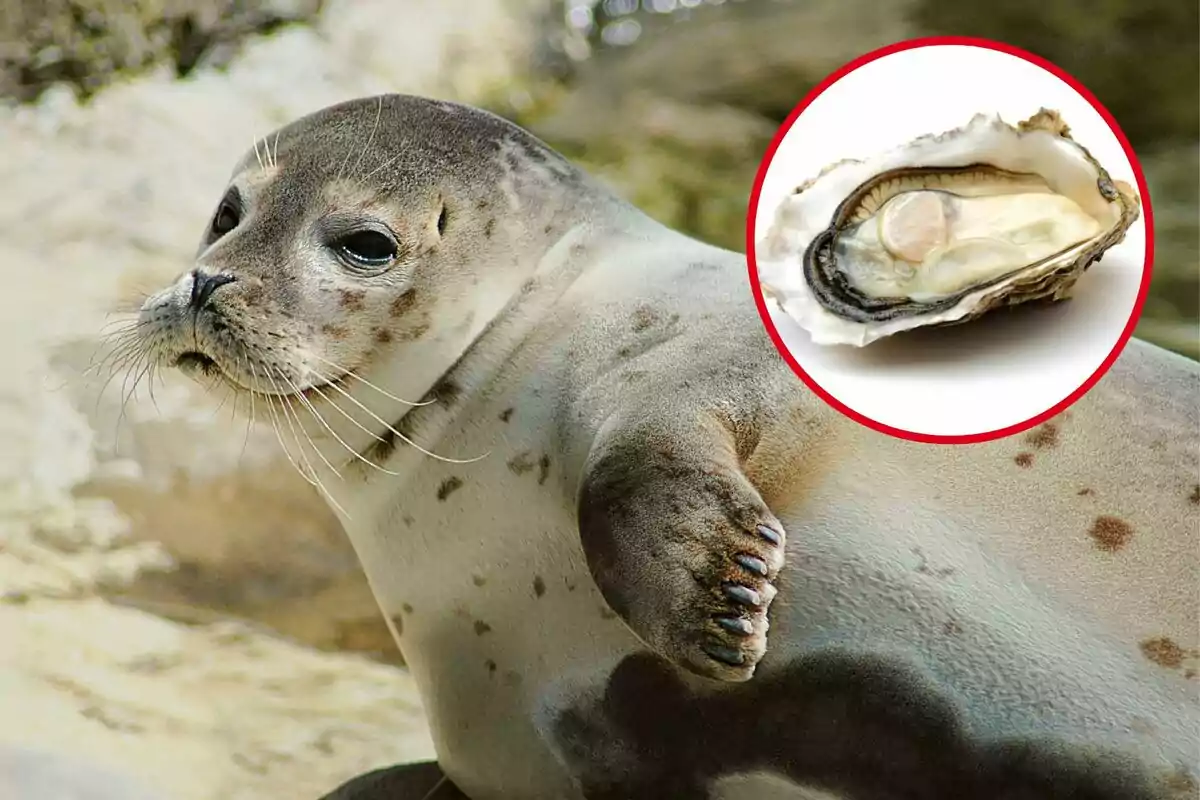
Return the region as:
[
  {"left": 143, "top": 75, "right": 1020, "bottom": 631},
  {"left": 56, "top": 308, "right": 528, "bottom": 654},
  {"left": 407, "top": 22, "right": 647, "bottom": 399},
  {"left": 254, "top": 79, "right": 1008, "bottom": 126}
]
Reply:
[{"left": 757, "top": 109, "right": 1141, "bottom": 347}]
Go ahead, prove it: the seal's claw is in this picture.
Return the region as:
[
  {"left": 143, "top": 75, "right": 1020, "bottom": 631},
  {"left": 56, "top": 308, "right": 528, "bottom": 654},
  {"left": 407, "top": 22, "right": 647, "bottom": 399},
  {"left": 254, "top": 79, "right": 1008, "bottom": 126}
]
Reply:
[
  {"left": 715, "top": 615, "right": 754, "bottom": 636},
  {"left": 702, "top": 642, "right": 747, "bottom": 666},
  {"left": 722, "top": 583, "right": 763, "bottom": 607},
  {"left": 734, "top": 553, "right": 769, "bottom": 577},
  {"left": 756, "top": 524, "right": 783, "bottom": 546}
]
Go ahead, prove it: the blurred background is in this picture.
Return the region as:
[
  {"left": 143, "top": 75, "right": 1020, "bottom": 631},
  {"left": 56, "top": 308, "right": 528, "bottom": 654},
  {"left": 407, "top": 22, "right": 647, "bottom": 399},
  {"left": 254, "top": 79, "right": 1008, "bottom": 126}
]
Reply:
[{"left": 0, "top": 0, "right": 1195, "bottom": 797}]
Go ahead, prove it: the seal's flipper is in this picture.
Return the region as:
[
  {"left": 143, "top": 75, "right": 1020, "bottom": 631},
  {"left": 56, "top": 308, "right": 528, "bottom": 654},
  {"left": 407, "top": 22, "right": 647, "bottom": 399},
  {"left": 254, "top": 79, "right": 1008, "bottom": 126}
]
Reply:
[{"left": 577, "top": 410, "right": 786, "bottom": 682}]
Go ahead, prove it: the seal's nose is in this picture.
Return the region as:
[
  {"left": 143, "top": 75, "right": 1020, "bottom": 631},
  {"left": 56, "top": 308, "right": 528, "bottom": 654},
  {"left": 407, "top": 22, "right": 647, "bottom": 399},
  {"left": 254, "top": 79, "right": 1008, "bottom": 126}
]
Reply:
[{"left": 189, "top": 270, "right": 236, "bottom": 312}]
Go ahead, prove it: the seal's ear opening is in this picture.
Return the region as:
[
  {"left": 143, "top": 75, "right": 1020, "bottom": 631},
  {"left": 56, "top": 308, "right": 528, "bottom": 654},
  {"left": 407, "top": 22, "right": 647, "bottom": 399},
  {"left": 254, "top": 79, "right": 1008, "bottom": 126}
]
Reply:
[
  {"left": 420, "top": 196, "right": 448, "bottom": 254},
  {"left": 437, "top": 201, "right": 449, "bottom": 237}
]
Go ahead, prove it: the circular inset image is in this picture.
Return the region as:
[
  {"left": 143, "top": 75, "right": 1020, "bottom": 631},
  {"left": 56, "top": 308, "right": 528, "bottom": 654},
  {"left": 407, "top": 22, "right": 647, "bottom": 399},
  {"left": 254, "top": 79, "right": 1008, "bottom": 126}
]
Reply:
[{"left": 748, "top": 37, "right": 1152, "bottom": 444}]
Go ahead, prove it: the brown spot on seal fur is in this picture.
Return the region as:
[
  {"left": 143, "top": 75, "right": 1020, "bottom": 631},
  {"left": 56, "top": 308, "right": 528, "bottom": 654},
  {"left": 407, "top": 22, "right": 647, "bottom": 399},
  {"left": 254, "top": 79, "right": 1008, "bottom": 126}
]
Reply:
[
  {"left": 375, "top": 327, "right": 393, "bottom": 344},
  {"left": 401, "top": 603, "right": 413, "bottom": 614},
  {"left": 484, "top": 218, "right": 496, "bottom": 238},
  {"left": 538, "top": 455, "right": 551, "bottom": 485},
  {"left": 1013, "top": 453, "right": 1033, "bottom": 468},
  {"left": 485, "top": 659, "right": 497, "bottom": 675},
  {"left": 437, "top": 477, "right": 463, "bottom": 501},
  {"left": 322, "top": 323, "right": 349, "bottom": 340},
  {"left": 1140, "top": 637, "right": 1185, "bottom": 669},
  {"left": 533, "top": 576, "right": 546, "bottom": 598},
  {"left": 1190, "top": 484, "right": 1200, "bottom": 505},
  {"left": 390, "top": 290, "right": 417, "bottom": 317},
  {"left": 339, "top": 289, "right": 366, "bottom": 311},
  {"left": 390, "top": 613, "right": 403, "bottom": 636},
  {"left": 473, "top": 620, "right": 492, "bottom": 636},
  {"left": 430, "top": 377, "right": 461, "bottom": 408},
  {"left": 1088, "top": 515, "right": 1133, "bottom": 552},
  {"left": 1077, "top": 488, "right": 1094, "bottom": 496},
  {"left": 397, "top": 316, "right": 431, "bottom": 341},
  {"left": 1024, "top": 422, "right": 1059, "bottom": 449},
  {"left": 507, "top": 451, "right": 535, "bottom": 475},
  {"left": 369, "top": 429, "right": 398, "bottom": 464},
  {"left": 471, "top": 574, "right": 486, "bottom": 587},
  {"left": 499, "top": 408, "right": 514, "bottom": 423}
]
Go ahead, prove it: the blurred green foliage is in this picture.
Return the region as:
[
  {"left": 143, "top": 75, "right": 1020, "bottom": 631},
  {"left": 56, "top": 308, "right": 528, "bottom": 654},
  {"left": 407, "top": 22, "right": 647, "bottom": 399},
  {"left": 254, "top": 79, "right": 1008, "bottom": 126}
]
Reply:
[
  {"left": 915, "top": 0, "right": 1198, "bottom": 149},
  {"left": 535, "top": 0, "right": 1197, "bottom": 359}
]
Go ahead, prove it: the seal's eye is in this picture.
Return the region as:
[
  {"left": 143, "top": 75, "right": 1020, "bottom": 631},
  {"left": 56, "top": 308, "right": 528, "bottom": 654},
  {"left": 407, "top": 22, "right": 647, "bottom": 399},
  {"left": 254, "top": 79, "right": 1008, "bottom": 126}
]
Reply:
[
  {"left": 336, "top": 231, "right": 399, "bottom": 269},
  {"left": 211, "top": 201, "right": 240, "bottom": 238}
]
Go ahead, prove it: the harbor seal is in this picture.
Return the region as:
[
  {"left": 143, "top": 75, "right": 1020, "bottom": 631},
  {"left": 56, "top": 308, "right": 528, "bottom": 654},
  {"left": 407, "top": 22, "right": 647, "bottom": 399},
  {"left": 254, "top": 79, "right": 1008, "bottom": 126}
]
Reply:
[{"left": 129, "top": 94, "right": 1199, "bottom": 799}]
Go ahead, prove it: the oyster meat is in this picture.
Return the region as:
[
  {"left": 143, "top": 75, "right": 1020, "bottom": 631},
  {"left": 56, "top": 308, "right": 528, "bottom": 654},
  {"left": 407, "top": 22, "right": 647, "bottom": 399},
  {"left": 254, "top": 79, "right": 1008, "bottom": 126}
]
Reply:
[{"left": 756, "top": 109, "right": 1141, "bottom": 347}]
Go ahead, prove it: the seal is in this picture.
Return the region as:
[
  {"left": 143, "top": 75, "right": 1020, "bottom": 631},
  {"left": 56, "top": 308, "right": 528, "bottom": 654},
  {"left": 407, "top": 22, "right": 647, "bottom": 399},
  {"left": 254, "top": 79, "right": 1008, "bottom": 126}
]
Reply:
[{"left": 128, "top": 94, "right": 1199, "bottom": 799}]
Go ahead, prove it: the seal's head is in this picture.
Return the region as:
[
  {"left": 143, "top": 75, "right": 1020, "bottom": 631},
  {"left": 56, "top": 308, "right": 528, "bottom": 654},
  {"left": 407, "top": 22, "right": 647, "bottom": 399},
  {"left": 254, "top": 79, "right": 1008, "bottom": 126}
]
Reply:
[{"left": 135, "top": 94, "right": 604, "bottom": 449}]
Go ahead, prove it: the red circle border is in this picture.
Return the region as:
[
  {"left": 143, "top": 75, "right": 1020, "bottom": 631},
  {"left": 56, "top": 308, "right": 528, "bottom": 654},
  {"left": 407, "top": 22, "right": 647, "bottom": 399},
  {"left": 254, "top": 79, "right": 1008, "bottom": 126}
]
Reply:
[{"left": 744, "top": 36, "right": 1154, "bottom": 446}]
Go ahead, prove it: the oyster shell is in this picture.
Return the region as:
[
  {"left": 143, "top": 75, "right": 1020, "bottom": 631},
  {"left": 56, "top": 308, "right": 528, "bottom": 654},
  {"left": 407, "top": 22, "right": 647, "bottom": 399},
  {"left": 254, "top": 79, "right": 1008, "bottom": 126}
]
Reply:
[{"left": 757, "top": 109, "right": 1141, "bottom": 347}]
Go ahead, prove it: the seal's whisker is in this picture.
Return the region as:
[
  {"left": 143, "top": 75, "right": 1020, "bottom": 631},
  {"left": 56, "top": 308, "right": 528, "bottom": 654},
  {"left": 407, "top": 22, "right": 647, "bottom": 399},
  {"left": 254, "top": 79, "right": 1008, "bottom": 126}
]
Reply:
[
  {"left": 254, "top": 363, "right": 320, "bottom": 490},
  {"left": 144, "top": 362, "right": 163, "bottom": 414},
  {"left": 307, "top": 353, "right": 435, "bottom": 407},
  {"left": 93, "top": 333, "right": 143, "bottom": 362},
  {"left": 114, "top": 354, "right": 152, "bottom": 436},
  {"left": 92, "top": 341, "right": 150, "bottom": 406},
  {"left": 86, "top": 345, "right": 139, "bottom": 383},
  {"left": 347, "top": 95, "right": 384, "bottom": 180},
  {"left": 93, "top": 355, "right": 144, "bottom": 400},
  {"left": 304, "top": 384, "right": 385, "bottom": 445},
  {"left": 252, "top": 136, "right": 265, "bottom": 171},
  {"left": 117, "top": 352, "right": 147, "bottom": 409},
  {"left": 271, "top": 130, "right": 281, "bottom": 169},
  {"left": 266, "top": 395, "right": 322, "bottom": 492},
  {"left": 267, "top": 370, "right": 351, "bottom": 518},
  {"left": 358, "top": 152, "right": 403, "bottom": 186},
  {"left": 239, "top": 356, "right": 256, "bottom": 462},
  {"left": 319, "top": 377, "right": 489, "bottom": 465},
  {"left": 98, "top": 316, "right": 145, "bottom": 334},
  {"left": 91, "top": 346, "right": 135, "bottom": 418},
  {"left": 212, "top": 380, "right": 235, "bottom": 419},
  {"left": 275, "top": 370, "right": 345, "bottom": 479},
  {"left": 302, "top": 383, "right": 403, "bottom": 475},
  {"left": 87, "top": 329, "right": 150, "bottom": 377}
]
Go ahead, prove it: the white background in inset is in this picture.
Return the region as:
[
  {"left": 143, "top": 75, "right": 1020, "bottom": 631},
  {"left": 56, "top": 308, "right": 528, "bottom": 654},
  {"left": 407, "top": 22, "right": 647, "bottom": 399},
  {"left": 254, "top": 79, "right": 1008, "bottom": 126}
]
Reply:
[{"left": 753, "top": 44, "right": 1147, "bottom": 438}]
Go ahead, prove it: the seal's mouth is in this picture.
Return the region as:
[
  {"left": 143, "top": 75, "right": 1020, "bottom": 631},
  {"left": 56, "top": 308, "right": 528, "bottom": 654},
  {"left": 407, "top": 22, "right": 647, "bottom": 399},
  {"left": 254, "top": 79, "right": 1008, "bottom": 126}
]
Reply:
[
  {"left": 174, "top": 350, "right": 220, "bottom": 375},
  {"left": 172, "top": 348, "right": 348, "bottom": 400}
]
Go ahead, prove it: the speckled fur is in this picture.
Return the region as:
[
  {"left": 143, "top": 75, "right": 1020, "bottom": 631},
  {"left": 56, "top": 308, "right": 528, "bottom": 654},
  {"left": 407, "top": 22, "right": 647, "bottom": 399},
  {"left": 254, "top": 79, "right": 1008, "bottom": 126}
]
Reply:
[{"left": 137, "top": 95, "right": 1199, "bottom": 800}]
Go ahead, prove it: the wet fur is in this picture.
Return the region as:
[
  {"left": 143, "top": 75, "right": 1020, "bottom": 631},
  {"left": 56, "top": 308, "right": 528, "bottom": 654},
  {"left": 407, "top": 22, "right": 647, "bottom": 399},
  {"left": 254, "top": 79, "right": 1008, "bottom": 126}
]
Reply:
[{"left": 135, "top": 95, "right": 1199, "bottom": 799}]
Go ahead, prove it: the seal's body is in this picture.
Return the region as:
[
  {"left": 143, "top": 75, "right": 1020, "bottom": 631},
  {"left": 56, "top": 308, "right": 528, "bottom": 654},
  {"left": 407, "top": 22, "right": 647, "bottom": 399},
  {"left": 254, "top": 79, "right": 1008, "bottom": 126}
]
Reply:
[{"left": 133, "top": 95, "right": 1199, "bottom": 799}]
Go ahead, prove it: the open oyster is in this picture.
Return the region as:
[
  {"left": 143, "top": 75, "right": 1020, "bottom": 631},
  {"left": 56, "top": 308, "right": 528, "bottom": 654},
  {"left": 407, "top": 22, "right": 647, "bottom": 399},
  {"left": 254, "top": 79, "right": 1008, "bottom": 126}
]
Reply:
[{"left": 756, "top": 109, "right": 1141, "bottom": 347}]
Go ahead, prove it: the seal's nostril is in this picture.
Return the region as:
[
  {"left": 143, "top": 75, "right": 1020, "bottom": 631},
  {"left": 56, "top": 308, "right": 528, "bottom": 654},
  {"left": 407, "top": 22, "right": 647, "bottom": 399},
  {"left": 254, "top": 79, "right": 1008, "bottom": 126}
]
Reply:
[{"left": 189, "top": 270, "right": 237, "bottom": 311}]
